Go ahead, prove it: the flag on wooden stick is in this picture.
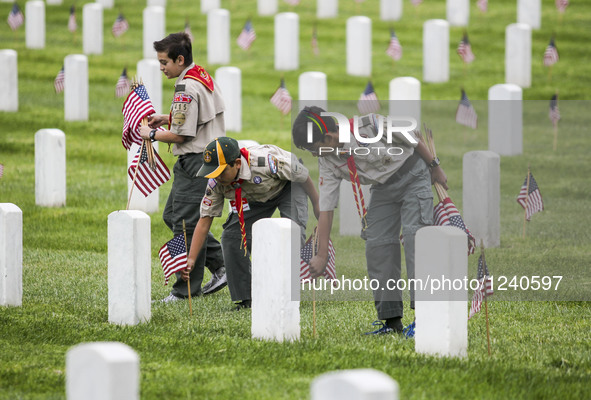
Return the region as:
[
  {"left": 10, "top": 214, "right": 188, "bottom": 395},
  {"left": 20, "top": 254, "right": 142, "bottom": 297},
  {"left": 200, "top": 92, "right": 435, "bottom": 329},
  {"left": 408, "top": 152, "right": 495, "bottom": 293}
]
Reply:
[
  {"left": 300, "top": 229, "right": 337, "bottom": 284},
  {"left": 517, "top": 171, "right": 544, "bottom": 221},
  {"left": 543, "top": 37, "right": 559, "bottom": 67},
  {"left": 7, "top": 3, "right": 24, "bottom": 31},
  {"left": 357, "top": 81, "right": 380, "bottom": 115},
  {"left": 549, "top": 93, "right": 560, "bottom": 128},
  {"left": 54, "top": 66, "right": 65, "bottom": 94},
  {"left": 386, "top": 29, "right": 402, "bottom": 61},
  {"left": 68, "top": 5, "right": 77, "bottom": 33},
  {"left": 115, "top": 68, "right": 130, "bottom": 98},
  {"left": 270, "top": 78, "right": 292, "bottom": 115},
  {"left": 158, "top": 234, "right": 188, "bottom": 285},
  {"left": 556, "top": 0, "right": 569, "bottom": 13},
  {"left": 237, "top": 19, "right": 256, "bottom": 51},
  {"left": 112, "top": 13, "right": 129, "bottom": 37},
  {"left": 457, "top": 32, "right": 475, "bottom": 64},
  {"left": 469, "top": 253, "right": 494, "bottom": 319},
  {"left": 456, "top": 89, "right": 478, "bottom": 129}
]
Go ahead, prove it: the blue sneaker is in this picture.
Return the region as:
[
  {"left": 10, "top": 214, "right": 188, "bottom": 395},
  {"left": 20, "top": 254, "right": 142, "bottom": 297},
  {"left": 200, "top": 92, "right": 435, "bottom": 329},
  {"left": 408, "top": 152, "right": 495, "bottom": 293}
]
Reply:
[
  {"left": 403, "top": 321, "right": 415, "bottom": 338},
  {"left": 364, "top": 321, "right": 394, "bottom": 335}
]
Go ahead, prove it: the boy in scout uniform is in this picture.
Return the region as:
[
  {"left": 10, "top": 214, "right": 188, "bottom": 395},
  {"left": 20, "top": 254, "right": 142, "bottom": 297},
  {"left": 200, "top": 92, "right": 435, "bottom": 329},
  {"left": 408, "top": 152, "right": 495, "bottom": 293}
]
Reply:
[
  {"left": 139, "top": 32, "right": 226, "bottom": 302},
  {"left": 182, "top": 137, "right": 320, "bottom": 310},
  {"left": 291, "top": 106, "right": 448, "bottom": 334}
]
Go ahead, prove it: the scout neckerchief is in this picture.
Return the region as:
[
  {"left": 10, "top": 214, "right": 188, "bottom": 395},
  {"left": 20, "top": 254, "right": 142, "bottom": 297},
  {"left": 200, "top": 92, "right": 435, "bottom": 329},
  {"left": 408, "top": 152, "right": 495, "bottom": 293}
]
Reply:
[
  {"left": 233, "top": 148, "right": 251, "bottom": 256},
  {"left": 346, "top": 118, "right": 368, "bottom": 231},
  {"left": 167, "top": 65, "right": 215, "bottom": 130}
]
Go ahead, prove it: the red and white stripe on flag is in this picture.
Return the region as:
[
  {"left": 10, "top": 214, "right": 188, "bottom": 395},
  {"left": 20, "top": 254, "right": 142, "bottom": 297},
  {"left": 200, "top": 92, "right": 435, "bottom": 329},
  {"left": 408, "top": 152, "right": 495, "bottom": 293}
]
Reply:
[
  {"left": 300, "top": 236, "right": 337, "bottom": 284},
  {"left": 270, "top": 86, "right": 292, "bottom": 115},
  {"left": 127, "top": 145, "right": 171, "bottom": 197},
  {"left": 158, "top": 234, "right": 187, "bottom": 285}
]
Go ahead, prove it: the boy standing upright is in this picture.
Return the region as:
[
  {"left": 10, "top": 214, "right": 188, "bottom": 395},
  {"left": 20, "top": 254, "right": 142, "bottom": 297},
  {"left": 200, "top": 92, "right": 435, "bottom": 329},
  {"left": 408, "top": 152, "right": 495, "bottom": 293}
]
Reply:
[{"left": 139, "top": 32, "right": 226, "bottom": 301}]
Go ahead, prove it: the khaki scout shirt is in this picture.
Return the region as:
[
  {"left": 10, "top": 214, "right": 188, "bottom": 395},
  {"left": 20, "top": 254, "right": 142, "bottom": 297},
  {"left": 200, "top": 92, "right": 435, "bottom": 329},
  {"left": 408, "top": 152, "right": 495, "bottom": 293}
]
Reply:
[
  {"left": 170, "top": 64, "right": 225, "bottom": 156},
  {"left": 318, "top": 114, "right": 420, "bottom": 212},
  {"left": 200, "top": 145, "right": 309, "bottom": 218}
]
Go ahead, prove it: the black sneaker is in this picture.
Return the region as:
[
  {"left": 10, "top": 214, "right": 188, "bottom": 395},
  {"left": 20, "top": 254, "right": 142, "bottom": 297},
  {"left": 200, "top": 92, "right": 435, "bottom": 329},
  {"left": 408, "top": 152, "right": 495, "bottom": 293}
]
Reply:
[
  {"left": 233, "top": 300, "right": 251, "bottom": 311},
  {"left": 202, "top": 267, "right": 227, "bottom": 295}
]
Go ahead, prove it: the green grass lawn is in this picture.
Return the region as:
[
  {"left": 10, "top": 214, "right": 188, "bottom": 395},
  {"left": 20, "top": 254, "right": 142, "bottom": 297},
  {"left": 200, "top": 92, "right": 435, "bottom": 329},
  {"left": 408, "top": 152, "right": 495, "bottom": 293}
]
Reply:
[{"left": 1, "top": 0, "right": 590, "bottom": 398}]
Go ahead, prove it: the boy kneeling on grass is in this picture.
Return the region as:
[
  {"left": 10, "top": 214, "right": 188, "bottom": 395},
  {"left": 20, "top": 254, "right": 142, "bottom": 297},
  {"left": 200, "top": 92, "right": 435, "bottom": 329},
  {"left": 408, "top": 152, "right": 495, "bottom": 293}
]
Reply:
[
  {"left": 183, "top": 137, "right": 320, "bottom": 310},
  {"left": 291, "top": 106, "right": 448, "bottom": 335}
]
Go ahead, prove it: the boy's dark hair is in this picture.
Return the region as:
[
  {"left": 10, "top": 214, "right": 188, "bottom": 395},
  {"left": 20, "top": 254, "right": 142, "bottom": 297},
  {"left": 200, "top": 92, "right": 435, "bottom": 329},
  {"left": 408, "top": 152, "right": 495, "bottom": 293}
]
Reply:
[
  {"left": 291, "top": 106, "right": 337, "bottom": 149},
  {"left": 153, "top": 32, "right": 193, "bottom": 65}
]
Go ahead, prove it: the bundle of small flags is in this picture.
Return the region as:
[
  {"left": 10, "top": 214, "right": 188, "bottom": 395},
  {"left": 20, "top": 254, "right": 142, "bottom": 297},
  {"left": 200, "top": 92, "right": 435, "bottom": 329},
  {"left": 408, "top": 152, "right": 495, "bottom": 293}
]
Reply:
[
  {"left": 128, "top": 144, "right": 170, "bottom": 197},
  {"left": 121, "top": 83, "right": 156, "bottom": 150}
]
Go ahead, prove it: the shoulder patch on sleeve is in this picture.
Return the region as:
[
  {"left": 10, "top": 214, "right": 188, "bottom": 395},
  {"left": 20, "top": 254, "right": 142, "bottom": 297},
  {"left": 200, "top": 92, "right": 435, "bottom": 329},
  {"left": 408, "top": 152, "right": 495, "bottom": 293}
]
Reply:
[
  {"left": 173, "top": 93, "right": 193, "bottom": 103},
  {"left": 267, "top": 155, "right": 278, "bottom": 174},
  {"left": 175, "top": 84, "right": 186, "bottom": 92},
  {"left": 208, "top": 179, "right": 217, "bottom": 189},
  {"left": 257, "top": 157, "right": 266, "bottom": 167}
]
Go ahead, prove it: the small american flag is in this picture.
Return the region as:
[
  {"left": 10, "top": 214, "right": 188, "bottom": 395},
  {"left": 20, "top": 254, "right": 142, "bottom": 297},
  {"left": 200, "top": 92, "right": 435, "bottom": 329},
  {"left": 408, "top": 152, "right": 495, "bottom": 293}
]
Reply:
[
  {"left": 7, "top": 3, "right": 24, "bottom": 31},
  {"left": 184, "top": 20, "right": 194, "bottom": 42},
  {"left": 54, "top": 66, "right": 65, "bottom": 94},
  {"left": 556, "top": 0, "right": 569, "bottom": 13},
  {"left": 311, "top": 25, "right": 319, "bottom": 56},
  {"left": 549, "top": 93, "right": 560, "bottom": 128},
  {"left": 457, "top": 32, "right": 475, "bottom": 64},
  {"left": 270, "top": 78, "right": 292, "bottom": 115},
  {"left": 434, "top": 197, "right": 476, "bottom": 255},
  {"left": 128, "top": 144, "right": 171, "bottom": 197},
  {"left": 115, "top": 68, "right": 130, "bottom": 98},
  {"left": 122, "top": 85, "right": 156, "bottom": 150},
  {"left": 386, "top": 29, "right": 402, "bottom": 61},
  {"left": 112, "top": 13, "right": 129, "bottom": 38},
  {"left": 517, "top": 172, "right": 544, "bottom": 221},
  {"left": 477, "top": 0, "right": 488, "bottom": 13},
  {"left": 543, "top": 37, "right": 559, "bottom": 67},
  {"left": 455, "top": 89, "right": 478, "bottom": 129},
  {"left": 469, "top": 254, "right": 493, "bottom": 319},
  {"left": 357, "top": 81, "right": 380, "bottom": 115},
  {"left": 158, "top": 234, "right": 188, "bottom": 285},
  {"left": 300, "top": 233, "right": 337, "bottom": 284},
  {"left": 237, "top": 19, "right": 256, "bottom": 51},
  {"left": 68, "top": 5, "right": 77, "bottom": 33}
]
